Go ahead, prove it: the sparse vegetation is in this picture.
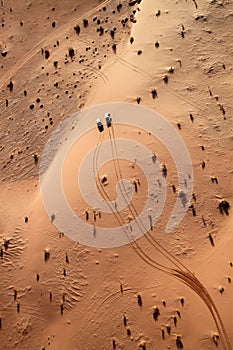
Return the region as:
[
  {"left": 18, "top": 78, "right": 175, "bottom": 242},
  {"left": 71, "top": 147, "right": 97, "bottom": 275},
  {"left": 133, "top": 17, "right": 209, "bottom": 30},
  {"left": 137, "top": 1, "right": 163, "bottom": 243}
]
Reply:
[
  {"left": 44, "top": 49, "right": 50, "bottom": 59},
  {"left": 74, "top": 25, "right": 80, "bottom": 35}
]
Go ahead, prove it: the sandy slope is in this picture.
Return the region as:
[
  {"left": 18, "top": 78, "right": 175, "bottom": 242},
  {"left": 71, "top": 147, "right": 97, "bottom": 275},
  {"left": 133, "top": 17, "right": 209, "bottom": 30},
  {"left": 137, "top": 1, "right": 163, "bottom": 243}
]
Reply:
[{"left": 0, "top": 0, "right": 232, "bottom": 349}]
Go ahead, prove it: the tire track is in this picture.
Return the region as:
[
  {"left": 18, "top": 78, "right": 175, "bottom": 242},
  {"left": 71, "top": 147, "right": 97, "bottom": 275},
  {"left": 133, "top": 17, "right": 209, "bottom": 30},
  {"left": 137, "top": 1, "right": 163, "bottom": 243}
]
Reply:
[
  {"left": 113, "top": 54, "right": 219, "bottom": 116},
  {"left": 109, "top": 123, "right": 232, "bottom": 350},
  {"left": 0, "top": 0, "right": 111, "bottom": 91},
  {"left": 92, "top": 124, "right": 232, "bottom": 350},
  {"left": 109, "top": 124, "right": 190, "bottom": 273},
  {"left": 93, "top": 130, "right": 174, "bottom": 275}
]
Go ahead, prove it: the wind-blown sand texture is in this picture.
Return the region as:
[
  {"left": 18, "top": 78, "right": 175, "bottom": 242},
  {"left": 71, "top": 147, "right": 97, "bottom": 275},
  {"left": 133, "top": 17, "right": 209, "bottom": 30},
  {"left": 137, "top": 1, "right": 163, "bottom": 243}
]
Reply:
[{"left": 0, "top": 0, "right": 232, "bottom": 349}]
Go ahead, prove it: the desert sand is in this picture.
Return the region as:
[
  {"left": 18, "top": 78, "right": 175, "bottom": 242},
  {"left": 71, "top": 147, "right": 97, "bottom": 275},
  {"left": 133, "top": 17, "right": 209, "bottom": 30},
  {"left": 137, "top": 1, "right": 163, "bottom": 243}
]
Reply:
[{"left": 0, "top": 0, "right": 232, "bottom": 349}]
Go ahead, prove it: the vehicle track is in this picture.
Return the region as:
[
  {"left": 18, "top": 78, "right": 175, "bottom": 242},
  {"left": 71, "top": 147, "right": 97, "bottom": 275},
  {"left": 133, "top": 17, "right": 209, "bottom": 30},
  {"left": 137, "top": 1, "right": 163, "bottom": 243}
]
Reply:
[
  {"left": 93, "top": 131, "right": 174, "bottom": 275},
  {"left": 0, "top": 0, "right": 111, "bottom": 91},
  {"left": 114, "top": 54, "right": 218, "bottom": 116},
  {"left": 92, "top": 125, "right": 232, "bottom": 350},
  {"left": 109, "top": 124, "right": 191, "bottom": 273},
  {"left": 109, "top": 124, "right": 232, "bottom": 350}
]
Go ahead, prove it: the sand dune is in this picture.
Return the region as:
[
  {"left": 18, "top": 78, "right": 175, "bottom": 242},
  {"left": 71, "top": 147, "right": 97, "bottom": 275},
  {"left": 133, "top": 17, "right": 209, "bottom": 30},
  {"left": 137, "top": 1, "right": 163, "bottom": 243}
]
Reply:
[{"left": 0, "top": 0, "right": 232, "bottom": 349}]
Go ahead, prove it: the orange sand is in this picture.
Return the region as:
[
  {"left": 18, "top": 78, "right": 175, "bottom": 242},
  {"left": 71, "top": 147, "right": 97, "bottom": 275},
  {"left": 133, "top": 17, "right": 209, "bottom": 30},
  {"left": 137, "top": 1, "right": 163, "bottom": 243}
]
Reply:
[{"left": 0, "top": 0, "right": 232, "bottom": 349}]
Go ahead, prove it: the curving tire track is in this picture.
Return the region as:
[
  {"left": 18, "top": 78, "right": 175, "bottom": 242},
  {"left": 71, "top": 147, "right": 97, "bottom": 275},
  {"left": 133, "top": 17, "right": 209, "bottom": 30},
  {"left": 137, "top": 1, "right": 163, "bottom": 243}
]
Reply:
[
  {"left": 113, "top": 54, "right": 218, "bottom": 115},
  {"left": 109, "top": 124, "right": 191, "bottom": 273},
  {"left": 93, "top": 130, "right": 174, "bottom": 275},
  {"left": 109, "top": 124, "right": 232, "bottom": 350},
  {"left": 0, "top": 0, "right": 111, "bottom": 91},
  {"left": 93, "top": 125, "right": 232, "bottom": 350}
]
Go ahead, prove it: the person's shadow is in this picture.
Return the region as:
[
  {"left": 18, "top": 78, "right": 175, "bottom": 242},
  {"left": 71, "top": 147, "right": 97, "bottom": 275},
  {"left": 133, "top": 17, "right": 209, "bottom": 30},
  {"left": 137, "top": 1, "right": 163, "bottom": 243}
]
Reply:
[
  {"left": 93, "top": 225, "right": 96, "bottom": 237},
  {"left": 178, "top": 190, "right": 187, "bottom": 207}
]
